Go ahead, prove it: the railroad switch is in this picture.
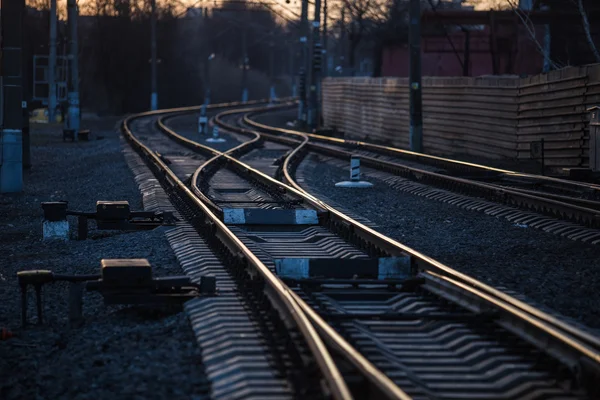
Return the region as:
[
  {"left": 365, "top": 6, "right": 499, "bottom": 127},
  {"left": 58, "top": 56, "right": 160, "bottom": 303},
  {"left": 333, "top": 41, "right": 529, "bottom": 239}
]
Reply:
[
  {"left": 41, "top": 200, "right": 177, "bottom": 240},
  {"left": 17, "top": 259, "right": 216, "bottom": 327},
  {"left": 17, "top": 269, "right": 100, "bottom": 327},
  {"left": 86, "top": 259, "right": 216, "bottom": 307}
]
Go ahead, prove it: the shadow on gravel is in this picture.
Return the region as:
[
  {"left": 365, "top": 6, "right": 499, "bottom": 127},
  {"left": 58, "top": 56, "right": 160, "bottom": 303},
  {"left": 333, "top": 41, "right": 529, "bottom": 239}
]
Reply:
[
  {"left": 0, "top": 119, "right": 210, "bottom": 400},
  {"left": 301, "top": 154, "right": 600, "bottom": 330},
  {"left": 113, "top": 305, "right": 184, "bottom": 321}
]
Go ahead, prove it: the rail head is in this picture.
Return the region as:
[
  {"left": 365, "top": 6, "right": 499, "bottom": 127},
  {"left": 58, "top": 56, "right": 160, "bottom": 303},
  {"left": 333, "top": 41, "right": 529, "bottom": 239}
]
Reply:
[
  {"left": 243, "top": 108, "right": 600, "bottom": 194},
  {"left": 215, "top": 106, "right": 600, "bottom": 393},
  {"left": 154, "top": 106, "right": 414, "bottom": 400},
  {"left": 122, "top": 105, "right": 356, "bottom": 400},
  {"left": 243, "top": 110, "right": 600, "bottom": 229},
  {"left": 152, "top": 104, "right": 600, "bottom": 398}
]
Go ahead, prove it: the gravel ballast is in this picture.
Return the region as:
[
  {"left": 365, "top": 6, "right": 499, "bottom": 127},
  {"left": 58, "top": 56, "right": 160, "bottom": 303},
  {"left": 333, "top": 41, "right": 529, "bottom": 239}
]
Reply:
[
  {"left": 163, "top": 113, "right": 245, "bottom": 151},
  {"left": 0, "top": 120, "right": 209, "bottom": 399},
  {"left": 175, "top": 110, "right": 600, "bottom": 330},
  {"left": 299, "top": 154, "right": 600, "bottom": 330}
]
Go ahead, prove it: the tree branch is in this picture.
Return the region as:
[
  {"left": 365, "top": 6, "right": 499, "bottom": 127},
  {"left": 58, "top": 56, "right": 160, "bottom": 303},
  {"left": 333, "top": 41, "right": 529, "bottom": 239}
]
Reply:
[
  {"left": 576, "top": 0, "right": 600, "bottom": 63},
  {"left": 506, "top": 0, "right": 563, "bottom": 70}
]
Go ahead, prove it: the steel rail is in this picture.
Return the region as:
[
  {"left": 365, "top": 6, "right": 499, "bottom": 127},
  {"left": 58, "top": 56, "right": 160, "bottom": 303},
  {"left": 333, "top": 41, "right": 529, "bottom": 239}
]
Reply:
[
  {"left": 244, "top": 109, "right": 600, "bottom": 194},
  {"left": 240, "top": 110, "right": 600, "bottom": 229},
  {"left": 227, "top": 112, "right": 600, "bottom": 352},
  {"left": 237, "top": 114, "right": 600, "bottom": 227},
  {"left": 307, "top": 141, "right": 600, "bottom": 227},
  {"left": 158, "top": 103, "right": 296, "bottom": 214},
  {"left": 483, "top": 182, "right": 600, "bottom": 211},
  {"left": 156, "top": 109, "right": 414, "bottom": 400},
  {"left": 244, "top": 106, "right": 598, "bottom": 191},
  {"left": 152, "top": 104, "right": 600, "bottom": 396},
  {"left": 122, "top": 105, "right": 355, "bottom": 400},
  {"left": 241, "top": 110, "right": 600, "bottom": 350},
  {"left": 206, "top": 107, "right": 600, "bottom": 392}
]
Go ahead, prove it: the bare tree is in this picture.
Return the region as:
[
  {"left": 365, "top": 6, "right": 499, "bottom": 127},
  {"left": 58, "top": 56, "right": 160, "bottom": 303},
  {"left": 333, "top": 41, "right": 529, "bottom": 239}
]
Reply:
[
  {"left": 340, "top": 0, "right": 400, "bottom": 75},
  {"left": 505, "top": 0, "right": 564, "bottom": 70},
  {"left": 25, "top": 0, "right": 49, "bottom": 8},
  {"left": 465, "top": 0, "right": 511, "bottom": 10},
  {"left": 574, "top": 0, "right": 600, "bottom": 62},
  {"left": 342, "top": 0, "right": 371, "bottom": 74}
]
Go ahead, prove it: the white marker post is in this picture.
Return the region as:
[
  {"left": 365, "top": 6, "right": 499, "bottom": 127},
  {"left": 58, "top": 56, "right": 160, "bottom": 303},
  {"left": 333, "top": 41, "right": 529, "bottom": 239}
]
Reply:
[
  {"left": 42, "top": 202, "right": 70, "bottom": 241},
  {"left": 335, "top": 156, "right": 373, "bottom": 188},
  {"left": 206, "top": 125, "right": 226, "bottom": 143},
  {"left": 198, "top": 115, "right": 208, "bottom": 135}
]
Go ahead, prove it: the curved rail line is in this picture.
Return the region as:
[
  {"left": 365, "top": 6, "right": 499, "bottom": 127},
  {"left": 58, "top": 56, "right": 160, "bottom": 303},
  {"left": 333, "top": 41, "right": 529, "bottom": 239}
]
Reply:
[
  {"left": 242, "top": 107, "right": 600, "bottom": 229},
  {"left": 209, "top": 106, "right": 600, "bottom": 392},
  {"left": 215, "top": 107, "right": 600, "bottom": 339},
  {"left": 124, "top": 103, "right": 600, "bottom": 399},
  {"left": 244, "top": 106, "right": 600, "bottom": 193},
  {"left": 157, "top": 106, "right": 412, "bottom": 399},
  {"left": 124, "top": 102, "right": 410, "bottom": 400},
  {"left": 212, "top": 106, "right": 600, "bottom": 350}
]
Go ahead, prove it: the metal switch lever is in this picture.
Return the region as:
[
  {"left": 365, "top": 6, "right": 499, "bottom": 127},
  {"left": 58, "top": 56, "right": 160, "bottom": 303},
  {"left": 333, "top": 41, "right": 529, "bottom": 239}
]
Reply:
[
  {"left": 17, "top": 270, "right": 54, "bottom": 327},
  {"left": 17, "top": 270, "right": 100, "bottom": 327},
  {"left": 16, "top": 260, "right": 217, "bottom": 327}
]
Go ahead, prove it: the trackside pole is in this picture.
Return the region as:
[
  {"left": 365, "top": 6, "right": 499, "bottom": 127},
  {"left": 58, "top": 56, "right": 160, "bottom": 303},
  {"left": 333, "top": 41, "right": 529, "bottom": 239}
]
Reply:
[
  {"left": 206, "top": 125, "right": 226, "bottom": 143},
  {"left": 268, "top": 38, "right": 277, "bottom": 105},
  {"left": 48, "top": 0, "right": 58, "bottom": 122},
  {"left": 409, "top": 0, "right": 423, "bottom": 152},
  {"left": 64, "top": 0, "right": 80, "bottom": 140},
  {"left": 0, "top": 0, "right": 24, "bottom": 193},
  {"left": 199, "top": 54, "right": 214, "bottom": 134},
  {"left": 150, "top": 0, "right": 158, "bottom": 110},
  {"left": 241, "top": 25, "right": 249, "bottom": 103},
  {"left": 198, "top": 110, "right": 208, "bottom": 135},
  {"left": 335, "top": 156, "right": 373, "bottom": 188}
]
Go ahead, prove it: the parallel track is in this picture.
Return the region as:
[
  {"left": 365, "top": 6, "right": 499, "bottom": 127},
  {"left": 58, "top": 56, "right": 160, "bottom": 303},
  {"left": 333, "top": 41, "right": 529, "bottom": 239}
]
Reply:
[
  {"left": 124, "top": 102, "right": 600, "bottom": 400},
  {"left": 243, "top": 107, "right": 600, "bottom": 231}
]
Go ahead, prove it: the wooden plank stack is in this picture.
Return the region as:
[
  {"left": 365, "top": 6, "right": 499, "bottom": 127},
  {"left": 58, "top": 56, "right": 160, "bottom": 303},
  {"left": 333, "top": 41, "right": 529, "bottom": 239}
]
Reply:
[{"left": 322, "top": 64, "right": 600, "bottom": 170}]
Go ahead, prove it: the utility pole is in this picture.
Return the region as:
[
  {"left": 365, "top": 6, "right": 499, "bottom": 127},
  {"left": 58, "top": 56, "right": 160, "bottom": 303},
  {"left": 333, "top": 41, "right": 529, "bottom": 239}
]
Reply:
[
  {"left": 204, "top": 58, "right": 210, "bottom": 106},
  {"left": 298, "top": 0, "right": 309, "bottom": 124},
  {"left": 409, "top": 0, "right": 423, "bottom": 153},
  {"left": 22, "top": 8, "right": 31, "bottom": 170},
  {"left": 241, "top": 27, "right": 249, "bottom": 102},
  {"left": 150, "top": 0, "right": 158, "bottom": 110},
  {"left": 339, "top": 5, "right": 346, "bottom": 74},
  {"left": 198, "top": 8, "right": 213, "bottom": 135},
  {"left": 323, "top": 0, "right": 328, "bottom": 78},
  {"left": 66, "top": 0, "right": 80, "bottom": 139},
  {"left": 289, "top": 44, "right": 296, "bottom": 97},
  {"left": 269, "top": 37, "right": 276, "bottom": 103},
  {"left": 199, "top": 53, "right": 214, "bottom": 135},
  {"left": 308, "top": 0, "right": 322, "bottom": 131},
  {"left": 0, "top": 0, "right": 24, "bottom": 192},
  {"left": 541, "top": 5, "right": 551, "bottom": 73},
  {"left": 48, "top": 0, "right": 58, "bottom": 122}
]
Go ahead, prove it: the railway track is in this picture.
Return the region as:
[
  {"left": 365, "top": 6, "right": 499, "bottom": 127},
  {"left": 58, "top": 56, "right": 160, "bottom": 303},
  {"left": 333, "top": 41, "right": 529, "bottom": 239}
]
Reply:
[
  {"left": 242, "top": 107, "right": 600, "bottom": 237},
  {"left": 123, "top": 102, "right": 600, "bottom": 399}
]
